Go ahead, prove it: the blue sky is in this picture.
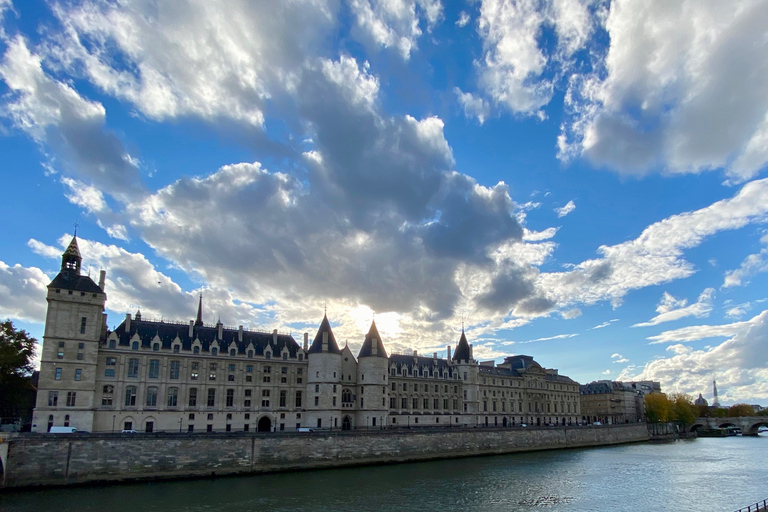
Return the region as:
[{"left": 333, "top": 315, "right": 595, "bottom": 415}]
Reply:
[{"left": 2, "top": 0, "right": 768, "bottom": 405}]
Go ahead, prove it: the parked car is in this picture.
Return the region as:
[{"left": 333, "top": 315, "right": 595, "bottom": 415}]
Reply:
[
  {"left": 48, "top": 426, "right": 79, "bottom": 433},
  {"left": 121, "top": 429, "right": 139, "bottom": 434}
]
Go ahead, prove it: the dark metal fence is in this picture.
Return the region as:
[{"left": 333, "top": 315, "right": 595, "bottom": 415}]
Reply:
[{"left": 733, "top": 498, "right": 768, "bottom": 512}]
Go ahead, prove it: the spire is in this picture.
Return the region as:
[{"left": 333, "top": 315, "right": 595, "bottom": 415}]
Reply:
[
  {"left": 358, "top": 319, "right": 388, "bottom": 358},
  {"left": 307, "top": 314, "right": 342, "bottom": 354},
  {"left": 135, "top": 309, "right": 142, "bottom": 321},
  {"left": 452, "top": 327, "right": 471, "bottom": 362},
  {"left": 61, "top": 235, "right": 82, "bottom": 276},
  {"left": 194, "top": 293, "right": 204, "bottom": 327}
]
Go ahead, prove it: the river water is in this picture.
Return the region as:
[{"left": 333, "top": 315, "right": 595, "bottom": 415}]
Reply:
[{"left": 2, "top": 434, "right": 767, "bottom": 512}]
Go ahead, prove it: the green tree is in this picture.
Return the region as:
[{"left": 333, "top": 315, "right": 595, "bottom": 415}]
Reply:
[
  {"left": 727, "top": 403, "right": 755, "bottom": 417},
  {"left": 0, "top": 320, "right": 37, "bottom": 423},
  {"left": 645, "top": 393, "right": 671, "bottom": 422},
  {"left": 669, "top": 393, "right": 697, "bottom": 426}
]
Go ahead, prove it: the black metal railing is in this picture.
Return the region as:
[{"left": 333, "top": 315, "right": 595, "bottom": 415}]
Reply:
[{"left": 733, "top": 499, "right": 768, "bottom": 512}]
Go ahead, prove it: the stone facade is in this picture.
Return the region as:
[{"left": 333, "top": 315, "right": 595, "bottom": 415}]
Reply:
[
  {"left": 33, "top": 237, "right": 581, "bottom": 434},
  {"left": 579, "top": 380, "right": 646, "bottom": 424}
]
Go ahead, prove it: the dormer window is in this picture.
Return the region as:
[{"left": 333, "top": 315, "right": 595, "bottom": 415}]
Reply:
[
  {"left": 230, "top": 349, "right": 236, "bottom": 356},
  {"left": 132, "top": 341, "right": 139, "bottom": 350},
  {"left": 212, "top": 348, "right": 218, "bottom": 356}
]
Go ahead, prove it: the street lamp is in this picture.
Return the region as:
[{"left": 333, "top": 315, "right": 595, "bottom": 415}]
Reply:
[
  {"left": 179, "top": 417, "right": 182, "bottom": 433},
  {"left": 112, "top": 415, "right": 115, "bottom": 433}
]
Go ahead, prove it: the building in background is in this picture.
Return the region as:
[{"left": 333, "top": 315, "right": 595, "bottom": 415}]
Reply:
[{"left": 579, "top": 381, "right": 646, "bottom": 424}]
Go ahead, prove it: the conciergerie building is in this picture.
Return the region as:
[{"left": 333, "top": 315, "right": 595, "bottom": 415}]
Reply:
[{"left": 32, "top": 236, "right": 581, "bottom": 433}]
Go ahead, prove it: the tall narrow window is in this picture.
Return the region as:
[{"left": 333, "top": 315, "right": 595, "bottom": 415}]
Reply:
[
  {"left": 226, "top": 389, "right": 234, "bottom": 407},
  {"left": 128, "top": 358, "right": 139, "bottom": 378},
  {"left": 125, "top": 386, "right": 137, "bottom": 406},
  {"left": 280, "top": 390, "right": 286, "bottom": 407},
  {"left": 295, "top": 391, "right": 302, "bottom": 407},
  {"left": 149, "top": 359, "right": 160, "bottom": 379},
  {"left": 48, "top": 391, "right": 58, "bottom": 406},
  {"left": 66, "top": 391, "right": 77, "bottom": 407},
  {"left": 170, "top": 360, "right": 180, "bottom": 380},
  {"left": 80, "top": 317, "right": 87, "bottom": 334},
  {"left": 55, "top": 368, "right": 62, "bottom": 380},
  {"left": 167, "top": 387, "right": 179, "bottom": 407},
  {"left": 74, "top": 369, "right": 82, "bottom": 381},
  {"left": 188, "top": 387, "right": 198, "bottom": 407},
  {"left": 146, "top": 386, "right": 158, "bottom": 407},
  {"left": 207, "top": 388, "right": 216, "bottom": 407}
]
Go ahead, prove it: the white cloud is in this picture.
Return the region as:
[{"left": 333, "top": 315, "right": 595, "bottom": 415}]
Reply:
[
  {"left": 723, "top": 233, "right": 768, "bottom": 288},
  {"left": 519, "top": 333, "right": 578, "bottom": 344},
  {"left": 633, "top": 288, "right": 714, "bottom": 327},
  {"left": 455, "top": 87, "right": 491, "bottom": 124},
  {"left": 0, "top": 261, "right": 49, "bottom": 323},
  {"left": 456, "top": 10, "right": 470, "bottom": 27},
  {"left": 560, "top": 0, "right": 768, "bottom": 182},
  {"left": 554, "top": 199, "right": 576, "bottom": 218},
  {"left": 725, "top": 302, "right": 752, "bottom": 320},
  {"left": 621, "top": 311, "right": 768, "bottom": 404},
  {"left": 646, "top": 315, "right": 760, "bottom": 345},
  {"left": 560, "top": 307, "right": 581, "bottom": 319},
  {"left": 522, "top": 227, "right": 558, "bottom": 242},
  {"left": 610, "top": 353, "right": 629, "bottom": 363},
  {"left": 592, "top": 319, "right": 618, "bottom": 329},
  {"left": 349, "top": 0, "right": 442, "bottom": 59},
  {"left": 601, "top": 369, "right": 611, "bottom": 375}
]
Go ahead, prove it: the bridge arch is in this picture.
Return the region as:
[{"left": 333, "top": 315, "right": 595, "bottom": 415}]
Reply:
[
  {"left": 717, "top": 422, "right": 738, "bottom": 429},
  {"left": 689, "top": 423, "right": 706, "bottom": 433},
  {"left": 744, "top": 420, "right": 768, "bottom": 436}
]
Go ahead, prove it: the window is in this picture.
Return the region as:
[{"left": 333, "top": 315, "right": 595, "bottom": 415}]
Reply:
[
  {"left": 226, "top": 389, "right": 234, "bottom": 407},
  {"left": 315, "top": 384, "right": 319, "bottom": 393},
  {"left": 423, "top": 398, "right": 429, "bottom": 409},
  {"left": 80, "top": 317, "right": 87, "bottom": 334},
  {"left": 57, "top": 350, "right": 64, "bottom": 360},
  {"left": 173, "top": 345, "right": 180, "bottom": 353},
  {"left": 265, "top": 352, "right": 271, "bottom": 359},
  {"left": 207, "top": 388, "right": 216, "bottom": 407},
  {"left": 128, "top": 358, "right": 139, "bottom": 378},
  {"left": 264, "top": 366, "right": 271, "bottom": 373},
  {"left": 106, "top": 357, "right": 116, "bottom": 366},
  {"left": 390, "top": 397, "right": 396, "bottom": 408},
  {"left": 245, "top": 400, "right": 251, "bottom": 407},
  {"left": 413, "top": 398, "right": 418, "bottom": 409},
  {"left": 74, "top": 369, "right": 82, "bottom": 381},
  {"left": 146, "top": 386, "right": 158, "bottom": 407},
  {"left": 149, "top": 359, "right": 160, "bottom": 379},
  {"left": 193, "top": 346, "right": 200, "bottom": 354},
  {"left": 48, "top": 391, "right": 58, "bottom": 406},
  {"left": 170, "top": 360, "right": 180, "bottom": 380},
  {"left": 109, "top": 339, "right": 116, "bottom": 348},
  {"left": 209, "top": 363, "right": 217, "bottom": 380},
  {"left": 132, "top": 341, "right": 139, "bottom": 350},
  {"left": 125, "top": 386, "right": 137, "bottom": 406},
  {"left": 247, "top": 350, "right": 253, "bottom": 358},
  {"left": 230, "top": 349, "right": 236, "bottom": 356},
  {"left": 246, "top": 365, "right": 253, "bottom": 373},
  {"left": 55, "top": 368, "right": 62, "bottom": 380},
  {"left": 153, "top": 343, "right": 159, "bottom": 351},
  {"left": 77, "top": 352, "right": 84, "bottom": 361},
  {"left": 102, "top": 395, "right": 113, "bottom": 406},
  {"left": 314, "top": 396, "right": 319, "bottom": 406},
  {"left": 191, "top": 361, "right": 199, "bottom": 380},
  {"left": 189, "top": 413, "right": 195, "bottom": 420},
  {"left": 65, "top": 392, "right": 75, "bottom": 406},
  {"left": 295, "top": 391, "right": 302, "bottom": 407},
  {"left": 188, "top": 388, "right": 197, "bottom": 407},
  {"left": 280, "top": 390, "right": 287, "bottom": 407},
  {"left": 211, "top": 348, "right": 218, "bottom": 356},
  {"left": 168, "top": 387, "right": 178, "bottom": 407},
  {"left": 246, "top": 375, "right": 252, "bottom": 382}
]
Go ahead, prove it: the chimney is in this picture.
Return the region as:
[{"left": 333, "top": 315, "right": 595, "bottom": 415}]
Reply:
[
  {"left": 433, "top": 352, "right": 437, "bottom": 359},
  {"left": 217, "top": 321, "right": 223, "bottom": 340},
  {"left": 98, "top": 270, "right": 106, "bottom": 290},
  {"left": 189, "top": 320, "right": 194, "bottom": 338},
  {"left": 447, "top": 345, "right": 452, "bottom": 360},
  {"left": 413, "top": 350, "right": 418, "bottom": 357},
  {"left": 304, "top": 332, "right": 309, "bottom": 351},
  {"left": 469, "top": 344, "right": 473, "bottom": 360},
  {"left": 273, "top": 329, "right": 278, "bottom": 345},
  {"left": 238, "top": 325, "right": 243, "bottom": 342},
  {"left": 125, "top": 313, "right": 131, "bottom": 331}
]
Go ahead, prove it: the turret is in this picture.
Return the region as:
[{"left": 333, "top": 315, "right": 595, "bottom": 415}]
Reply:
[
  {"left": 305, "top": 314, "right": 343, "bottom": 429},
  {"left": 452, "top": 328, "right": 479, "bottom": 424},
  {"left": 356, "top": 320, "right": 389, "bottom": 429}
]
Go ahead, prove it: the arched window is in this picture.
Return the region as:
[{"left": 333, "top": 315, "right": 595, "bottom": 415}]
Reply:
[
  {"left": 342, "top": 388, "right": 353, "bottom": 405},
  {"left": 125, "top": 386, "right": 137, "bottom": 406},
  {"left": 64, "top": 414, "right": 70, "bottom": 427},
  {"left": 146, "top": 386, "right": 158, "bottom": 407}
]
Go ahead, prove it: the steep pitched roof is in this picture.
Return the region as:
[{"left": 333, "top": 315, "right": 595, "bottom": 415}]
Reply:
[
  {"left": 452, "top": 330, "right": 471, "bottom": 362},
  {"left": 357, "top": 320, "right": 388, "bottom": 358},
  {"left": 63, "top": 236, "right": 81, "bottom": 259},
  {"left": 49, "top": 273, "right": 104, "bottom": 293},
  {"left": 307, "top": 314, "right": 342, "bottom": 354}
]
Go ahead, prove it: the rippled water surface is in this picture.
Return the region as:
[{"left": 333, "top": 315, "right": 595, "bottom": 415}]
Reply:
[{"left": 2, "top": 435, "right": 767, "bottom": 512}]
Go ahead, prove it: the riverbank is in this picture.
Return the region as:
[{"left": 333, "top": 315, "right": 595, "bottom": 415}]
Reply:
[{"left": 1, "top": 424, "right": 649, "bottom": 489}]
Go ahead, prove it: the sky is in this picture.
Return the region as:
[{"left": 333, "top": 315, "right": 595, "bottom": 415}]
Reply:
[{"left": 1, "top": 0, "right": 768, "bottom": 406}]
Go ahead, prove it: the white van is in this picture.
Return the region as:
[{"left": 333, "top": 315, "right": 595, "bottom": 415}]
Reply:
[{"left": 48, "top": 426, "right": 78, "bottom": 433}]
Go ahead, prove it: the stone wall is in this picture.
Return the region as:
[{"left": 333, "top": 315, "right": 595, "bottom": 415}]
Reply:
[{"left": 2, "top": 424, "right": 649, "bottom": 489}]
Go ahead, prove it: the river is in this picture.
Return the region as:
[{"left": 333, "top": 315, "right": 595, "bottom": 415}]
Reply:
[{"left": 2, "top": 434, "right": 766, "bottom": 512}]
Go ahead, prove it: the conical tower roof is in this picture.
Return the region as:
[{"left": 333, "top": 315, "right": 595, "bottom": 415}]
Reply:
[
  {"left": 194, "top": 294, "right": 204, "bottom": 326},
  {"left": 308, "top": 314, "right": 342, "bottom": 354},
  {"left": 63, "top": 236, "right": 81, "bottom": 258},
  {"left": 358, "top": 320, "right": 388, "bottom": 358},
  {"left": 452, "top": 329, "right": 471, "bottom": 362}
]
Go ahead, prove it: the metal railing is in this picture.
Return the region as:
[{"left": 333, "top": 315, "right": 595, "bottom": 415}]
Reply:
[{"left": 733, "top": 499, "right": 767, "bottom": 512}]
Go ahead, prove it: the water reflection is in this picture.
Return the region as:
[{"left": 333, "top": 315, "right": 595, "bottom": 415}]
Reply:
[{"left": 1, "top": 436, "right": 766, "bottom": 512}]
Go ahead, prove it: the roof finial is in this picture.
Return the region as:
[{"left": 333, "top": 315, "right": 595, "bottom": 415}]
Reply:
[
  {"left": 73, "top": 217, "right": 79, "bottom": 237},
  {"left": 324, "top": 301, "right": 327, "bottom": 316}
]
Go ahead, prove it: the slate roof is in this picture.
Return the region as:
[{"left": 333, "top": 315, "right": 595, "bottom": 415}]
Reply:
[
  {"left": 389, "top": 354, "right": 457, "bottom": 378},
  {"left": 503, "top": 355, "right": 536, "bottom": 370},
  {"left": 580, "top": 381, "right": 633, "bottom": 394},
  {"left": 357, "top": 320, "right": 388, "bottom": 358},
  {"left": 111, "top": 319, "right": 300, "bottom": 356},
  {"left": 452, "top": 330, "right": 471, "bottom": 362},
  {"left": 307, "top": 315, "right": 342, "bottom": 354},
  {"left": 49, "top": 273, "right": 104, "bottom": 294}
]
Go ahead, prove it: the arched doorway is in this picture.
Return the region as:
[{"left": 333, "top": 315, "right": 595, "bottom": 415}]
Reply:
[
  {"left": 257, "top": 416, "right": 272, "bottom": 432},
  {"left": 342, "top": 416, "right": 352, "bottom": 430},
  {"left": 502, "top": 417, "right": 508, "bottom": 427},
  {"left": 536, "top": 417, "right": 541, "bottom": 427}
]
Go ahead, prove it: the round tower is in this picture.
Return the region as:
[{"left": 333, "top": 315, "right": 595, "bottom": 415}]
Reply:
[
  {"left": 452, "top": 329, "right": 479, "bottom": 426},
  {"left": 305, "top": 315, "right": 343, "bottom": 429},
  {"left": 356, "top": 320, "right": 389, "bottom": 429}
]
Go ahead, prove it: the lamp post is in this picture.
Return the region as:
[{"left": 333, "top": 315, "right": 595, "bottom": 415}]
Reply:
[
  {"left": 179, "top": 417, "right": 182, "bottom": 433},
  {"left": 112, "top": 415, "right": 115, "bottom": 433}
]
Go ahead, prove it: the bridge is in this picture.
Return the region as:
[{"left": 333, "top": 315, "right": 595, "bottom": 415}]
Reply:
[{"left": 688, "top": 417, "right": 768, "bottom": 436}]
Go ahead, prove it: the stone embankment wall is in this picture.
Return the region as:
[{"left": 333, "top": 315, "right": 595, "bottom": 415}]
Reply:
[{"left": 1, "top": 424, "right": 649, "bottom": 489}]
